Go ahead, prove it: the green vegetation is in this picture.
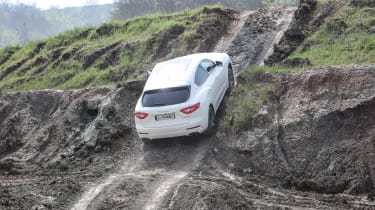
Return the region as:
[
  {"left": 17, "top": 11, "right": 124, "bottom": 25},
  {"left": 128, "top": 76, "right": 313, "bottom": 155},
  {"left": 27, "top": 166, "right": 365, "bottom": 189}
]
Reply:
[
  {"left": 0, "top": 6, "right": 232, "bottom": 91},
  {"left": 220, "top": 66, "right": 275, "bottom": 132},
  {"left": 291, "top": 0, "right": 375, "bottom": 66}
]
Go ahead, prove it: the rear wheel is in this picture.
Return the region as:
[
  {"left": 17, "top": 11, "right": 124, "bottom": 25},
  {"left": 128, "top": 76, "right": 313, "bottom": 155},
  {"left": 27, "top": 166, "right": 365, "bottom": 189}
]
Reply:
[
  {"left": 141, "top": 138, "right": 152, "bottom": 144},
  {"left": 205, "top": 106, "right": 215, "bottom": 135}
]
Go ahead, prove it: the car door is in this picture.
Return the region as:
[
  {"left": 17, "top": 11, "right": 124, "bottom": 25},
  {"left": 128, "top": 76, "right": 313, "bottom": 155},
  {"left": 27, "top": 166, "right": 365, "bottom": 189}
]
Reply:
[
  {"left": 215, "top": 61, "right": 228, "bottom": 106},
  {"left": 199, "top": 59, "right": 221, "bottom": 110}
]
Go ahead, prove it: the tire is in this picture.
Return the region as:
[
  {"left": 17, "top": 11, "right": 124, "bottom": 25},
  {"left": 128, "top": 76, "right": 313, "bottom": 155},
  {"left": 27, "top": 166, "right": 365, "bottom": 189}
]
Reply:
[
  {"left": 205, "top": 106, "right": 215, "bottom": 135},
  {"left": 228, "top": 65, "right": 235, "bottom": 92},
  {"left": 141, "top": 138, "right": 152, "bottom": 144}
]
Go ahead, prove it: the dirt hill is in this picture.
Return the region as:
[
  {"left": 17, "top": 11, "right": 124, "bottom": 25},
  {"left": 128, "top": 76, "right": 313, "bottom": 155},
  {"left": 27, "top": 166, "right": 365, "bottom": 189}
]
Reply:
[
  {"left": 0, "top": 6, "right": 236, "bottom": 92},
  {"left": 1, "top": 1, "right": 375, "bottom": 209}
]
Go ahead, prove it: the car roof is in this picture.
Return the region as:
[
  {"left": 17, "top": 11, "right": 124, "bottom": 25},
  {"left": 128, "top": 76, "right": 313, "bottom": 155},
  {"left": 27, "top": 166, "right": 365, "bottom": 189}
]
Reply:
[
  {"left": 143, "top": 53, "right": 227, "bottom": 91},
  {"left": 144, "top": 56, "right": 193, "bottom": 90}
]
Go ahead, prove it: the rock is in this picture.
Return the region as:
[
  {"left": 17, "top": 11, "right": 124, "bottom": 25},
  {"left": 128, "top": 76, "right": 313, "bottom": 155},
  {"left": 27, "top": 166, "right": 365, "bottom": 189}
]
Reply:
[
  {"left": 0, "top": 160, "right": 14, "bottom": 171},
  {"left": 296, "top": 0, "right": 317, "bottom": 20},
  {"left": 117, "top": 80, "right": 146, "bottom": 92},
  {"left": 94, "top": 145, "right": 103, "bottom": 153}
]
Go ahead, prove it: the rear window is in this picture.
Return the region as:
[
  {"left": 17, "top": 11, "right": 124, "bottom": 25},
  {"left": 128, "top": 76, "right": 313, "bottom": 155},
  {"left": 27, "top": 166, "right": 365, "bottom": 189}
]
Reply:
[{"left": 142, "top": 86, "right": 190, "bottom": 107}]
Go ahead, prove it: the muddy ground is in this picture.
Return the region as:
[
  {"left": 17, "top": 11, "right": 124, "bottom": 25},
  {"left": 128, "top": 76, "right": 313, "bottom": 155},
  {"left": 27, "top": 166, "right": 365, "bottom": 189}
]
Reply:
[
  {"left": 1, "top": 3, "right": 375, "bottom": 210},
  {"left": 1, "top": 65, "right": 374, "bottom": 210}
]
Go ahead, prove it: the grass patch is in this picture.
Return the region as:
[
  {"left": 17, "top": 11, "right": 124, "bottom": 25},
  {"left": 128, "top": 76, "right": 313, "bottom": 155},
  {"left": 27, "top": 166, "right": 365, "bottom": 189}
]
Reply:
[
  {"left": 245, "top": 65, "right": 301, "bottom": 74},
  {"left": 220, "top": 67, "right": 275, "bottom": 133},
  {"left": 0, "top": 5, "right": 229, "bottom": 92},
  {"left": 291, "top": 3, "right": 375, "bottom": 65}
]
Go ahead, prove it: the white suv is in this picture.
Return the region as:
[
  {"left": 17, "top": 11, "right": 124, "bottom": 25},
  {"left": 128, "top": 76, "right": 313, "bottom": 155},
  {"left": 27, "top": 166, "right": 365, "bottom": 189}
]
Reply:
[{"left": 134, "top": 53, "right": 234, "bottom": 142}]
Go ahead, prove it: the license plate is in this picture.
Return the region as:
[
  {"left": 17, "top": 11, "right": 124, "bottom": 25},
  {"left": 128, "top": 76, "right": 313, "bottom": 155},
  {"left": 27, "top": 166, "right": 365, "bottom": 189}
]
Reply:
[{"left": 155, "top": 113, "right": 175, "bottom": 121}]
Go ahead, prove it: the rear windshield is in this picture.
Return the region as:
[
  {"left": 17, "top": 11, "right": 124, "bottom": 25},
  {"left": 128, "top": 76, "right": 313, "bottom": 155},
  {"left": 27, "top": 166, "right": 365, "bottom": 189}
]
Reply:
[{"left": 142, "top": 86, "right": 190, "bottom": 107}]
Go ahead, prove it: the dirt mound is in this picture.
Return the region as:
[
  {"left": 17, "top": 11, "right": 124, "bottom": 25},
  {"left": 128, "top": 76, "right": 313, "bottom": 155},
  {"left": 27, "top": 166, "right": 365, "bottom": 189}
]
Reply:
[
  {"left": 1, "top": 5, "right": 375, "bottom": 210},
  {"left": 216, "top": 65, "right": 375, "bottom": 195},
  {"left": 0, "top": 84, "right": 143, "bottom": 209},
  {"left": 0, "top": 85, "right": 141, "bottom": 175},
  {"left": 159, "top": 66, "right": 375, "bottom": 210}
]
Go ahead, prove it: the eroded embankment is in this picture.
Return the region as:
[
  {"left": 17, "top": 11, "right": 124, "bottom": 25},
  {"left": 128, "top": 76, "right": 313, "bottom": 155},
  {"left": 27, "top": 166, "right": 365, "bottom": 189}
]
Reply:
[
  {"left": 178, "top": 65, "right": 375, "bottom": 209},
  {"left": 1, "top": 4, "right": 375, "bottom": 210},
  {"left": 0, "top": 82, "right": 144, "bottom": 209}
]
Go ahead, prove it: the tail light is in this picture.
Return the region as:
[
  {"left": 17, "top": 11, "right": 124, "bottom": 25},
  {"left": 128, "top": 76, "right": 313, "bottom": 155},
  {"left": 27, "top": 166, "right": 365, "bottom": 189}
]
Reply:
[
  {"left": 135, "top": 112, "right": 148, "bottom": 119},
  {"left": 180, "top": 103, "right": 200, "bottom": 114}
]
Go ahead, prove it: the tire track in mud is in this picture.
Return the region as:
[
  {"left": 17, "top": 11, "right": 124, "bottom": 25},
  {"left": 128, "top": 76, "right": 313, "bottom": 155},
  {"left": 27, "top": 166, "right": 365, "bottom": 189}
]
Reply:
[
  {"left": 70, "top": 7, "right": 299, "bottom": 210},
  {"left": 143, "top": 138, "right": 209, "bottom": 210},
  {"left": 258, "top": 7, "right": 296, "bottom": 65},
  {"left": 226, "top": 7, "right": 297, "bottom": 77},
  {"left": 71, "top": 152, "right": 144, "bottom": 210},
  {"left": 214, "top": 10, "right": 253, "bottom": 53},
  {"left": 71, "top": 137, "right": 211, "bottom": 210}
]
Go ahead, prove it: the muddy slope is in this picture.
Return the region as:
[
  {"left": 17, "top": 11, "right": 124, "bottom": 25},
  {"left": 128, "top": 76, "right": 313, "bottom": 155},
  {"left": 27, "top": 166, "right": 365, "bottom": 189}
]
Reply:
[
  {"left": 164, "top": 65, "right": 375, "bottom": 209},
  {"left": 0, "top": 82, "right": 144, "bottom": 209},
  {"left": 2, "top": 66, "right": 375, "bottom": 210},
  {"left": 1, "top": 5, "right": 375, "bottom": 210},
  {"left": 223, "top": 7, "right": 297, "bottom": 72}
]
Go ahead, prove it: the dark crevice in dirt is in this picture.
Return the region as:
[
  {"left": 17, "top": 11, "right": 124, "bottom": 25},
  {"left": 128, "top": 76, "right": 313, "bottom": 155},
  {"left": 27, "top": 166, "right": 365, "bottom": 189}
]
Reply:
[
  {"left": 95, "top": 24, "right": 120, "bottom": 37},
  {"left": 0, "top": 55, "right": 12, "bottom": 67},
  {"left": 81, "top": 41, "right": 124, "bottom": 69},
  {"left": 97, "top": 45, "right": 123, "bottom": 70},
  {"left": 0, "top": 58, "right": 29, "bottom": 80},
  {"left": 0, "top": 47, "right": 20, "bottom": 67},
  {"left": 50, "top": 46, "right": 82, "bottom": 71},
  {"left": 276, "top": 125, "right": 294, "bottom": 175},
  {"left": 146, "top": 25, "right": 186, "bottom": 61},
  {"left": 0, "top": 43, "right": 48, "bottom": 81}
]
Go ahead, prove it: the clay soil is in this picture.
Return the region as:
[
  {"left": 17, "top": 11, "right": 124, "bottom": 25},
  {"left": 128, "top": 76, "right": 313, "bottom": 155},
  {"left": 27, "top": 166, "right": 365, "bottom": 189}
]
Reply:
[{"left": 1, "top": 4, "right": 375, "bottom": 210}]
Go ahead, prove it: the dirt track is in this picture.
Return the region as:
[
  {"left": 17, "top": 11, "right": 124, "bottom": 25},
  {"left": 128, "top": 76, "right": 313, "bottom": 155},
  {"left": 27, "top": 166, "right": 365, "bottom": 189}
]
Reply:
[
  {"left": 68, "top": 7, "right": 301, "bottom": 210},
  {"left": 1, "top": 4, "right": 375, "bottom": 210}
]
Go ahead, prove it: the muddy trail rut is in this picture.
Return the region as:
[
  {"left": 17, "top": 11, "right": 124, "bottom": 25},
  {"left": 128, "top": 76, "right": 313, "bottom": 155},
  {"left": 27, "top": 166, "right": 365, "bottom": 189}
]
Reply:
[
  {"left": 69, "top": 7, "right": 299, "bottom": 210},
  {"left": 72, "top": 137, "right": 211, "bottom": 210},
  {"left": 1, "top": 4, "right": 375, "bottom": 210}
]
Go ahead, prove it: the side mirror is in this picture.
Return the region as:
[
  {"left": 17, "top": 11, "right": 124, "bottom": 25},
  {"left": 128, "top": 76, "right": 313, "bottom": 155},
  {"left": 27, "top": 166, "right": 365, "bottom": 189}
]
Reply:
[{"left": 215, "top": 61, "right": 223, "bottom": 67}]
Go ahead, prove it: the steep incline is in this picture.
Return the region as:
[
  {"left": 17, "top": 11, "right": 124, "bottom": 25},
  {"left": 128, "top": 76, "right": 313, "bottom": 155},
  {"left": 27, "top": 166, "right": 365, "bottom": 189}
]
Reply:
[
  {"left": 1, "top": 3, "right": 375, "bottom": 210},
  {"left": 183, "top": 65, "right": 375, "bottom": 209},
  {"left": 224, "top": 7, "right": 296, "bottom": 76}
]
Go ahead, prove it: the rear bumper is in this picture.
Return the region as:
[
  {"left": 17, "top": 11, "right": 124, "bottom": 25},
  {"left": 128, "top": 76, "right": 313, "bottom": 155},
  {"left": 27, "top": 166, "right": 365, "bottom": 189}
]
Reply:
[{"left": 136, "top": 119, "right": 207, "bottom": 140}]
